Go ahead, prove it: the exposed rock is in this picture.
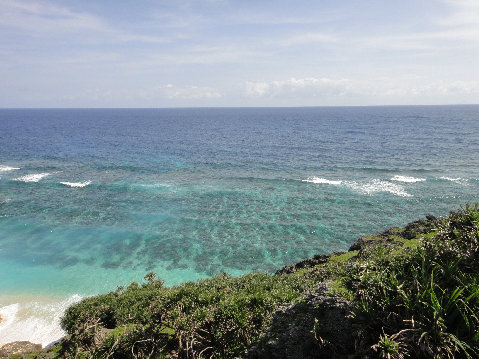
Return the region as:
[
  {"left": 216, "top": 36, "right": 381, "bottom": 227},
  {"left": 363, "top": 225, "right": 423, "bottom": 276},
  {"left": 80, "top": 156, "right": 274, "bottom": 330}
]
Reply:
[
  {"left": 349, "top": 217, "right": 437, "bottom": 252},
  {"left": 348, "top": 237, "right": 376, "bottom": 252},
  {"left": 348, "top": 227, "right": 400, "bottom": 252},
  {"left": 402, "top": 216, "right": 437, "bottom": 239},
  {"left": 0, "top": 341, "right": 42, "bottom": 358},
  {"left": 275, "top": 254, "right": 336, "bottom": 275},
  {"left": 259, "top": 216, "right": 441, "bottom": 358},
  {"left": 245, "top": 283, "right": 358, "bottom": 359}
]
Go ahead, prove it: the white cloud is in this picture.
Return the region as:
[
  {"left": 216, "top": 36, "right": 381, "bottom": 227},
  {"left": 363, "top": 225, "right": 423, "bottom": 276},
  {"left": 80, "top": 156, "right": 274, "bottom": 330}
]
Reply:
[
  {"left": 243, "top": 76, "right": 479, "bottom": 105},
  {"left": 0, "top": 0, "right": 108, "bottom": 34},
  {"left": 159, "top": 84, "right": 222, "bottom": 100},
  {"left": 401, "top": 80, "right": 479, "bottom": 97},
  {"left": 440, "top": 0, "right": 479, "bottom": 26},
  {"left": 244, "top": 77, "right": 353, "bottom": 98},
  {"left": 359, "top": 29, "right": 479, "bottom": 53},
  {"left": 1, "top": 0, "right": 478, "bottom": 107},
  {"left": 357, "top": 78, "right": 479, "bottom": 104},
  {"left": 22, "top": 83, "right": 223, "bottom": 107},
  {"left": 345, "top": 1, "right": 479, "bottom": 53},
  {"left": 0, "top": 0, "right": 169, "bottom": 44},
  {"left": 145, "top": 45, "right": 263, "bottom": 66}
]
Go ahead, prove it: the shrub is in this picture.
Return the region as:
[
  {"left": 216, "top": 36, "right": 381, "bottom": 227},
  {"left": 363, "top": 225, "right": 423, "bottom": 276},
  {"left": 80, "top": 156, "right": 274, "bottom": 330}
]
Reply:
[
  {"left": 61, "top": 271, "right": 316, "bottom": 358},
  {"left": 350, "top": 205, "right": 479, "bottom": 358}
]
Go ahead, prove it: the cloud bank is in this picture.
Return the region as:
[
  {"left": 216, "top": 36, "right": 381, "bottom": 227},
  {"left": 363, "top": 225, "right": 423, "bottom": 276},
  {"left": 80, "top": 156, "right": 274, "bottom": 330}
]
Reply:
[{"left": 0, "top": 0, "right": 478, "bottom": 107}]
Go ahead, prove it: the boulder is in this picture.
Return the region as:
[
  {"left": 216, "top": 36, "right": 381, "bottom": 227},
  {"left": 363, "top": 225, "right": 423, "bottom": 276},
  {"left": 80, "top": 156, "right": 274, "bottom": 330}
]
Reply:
[
  {"left": 245, "top": 283, "right": 355, "bottom": 358},
  {"left": 275, "top": 254, "right": 335, "bottom": 275},
  {"left": 0, "top": 341, "right": 42, "bottom": 358}
]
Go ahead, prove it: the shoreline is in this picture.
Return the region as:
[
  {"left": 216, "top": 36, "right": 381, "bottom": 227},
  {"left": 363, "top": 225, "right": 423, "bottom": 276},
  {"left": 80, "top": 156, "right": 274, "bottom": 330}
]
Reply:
[{"left": 0, "top": 294, "right": 82, "bottom": 347}]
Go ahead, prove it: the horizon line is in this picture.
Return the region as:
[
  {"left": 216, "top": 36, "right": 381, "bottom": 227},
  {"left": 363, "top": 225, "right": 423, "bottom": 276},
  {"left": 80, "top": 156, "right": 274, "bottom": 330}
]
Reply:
[{"left": 1, "top": 103, "right": 479, "bottom": 110}]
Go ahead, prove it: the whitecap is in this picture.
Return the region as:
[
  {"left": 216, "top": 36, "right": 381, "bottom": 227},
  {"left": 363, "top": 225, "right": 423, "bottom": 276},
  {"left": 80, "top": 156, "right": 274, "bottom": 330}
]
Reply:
[
  {"left": 440, "top": 176, "right": 466, "bottom": 184},
  {"left": 303, "top": 177, "right": 411, "bottom": 197},
  {"left": 0, "top": 166, "right": 20, "bottom": 172},
  {"left": 0, "top": 295, "right": 82, "bottom": 347},
  {"left": 391, "top": 175, "right": 426, "bottom": 183},
  {"left": 14, "top": 173, "right": 51, "bottom": 183},
  {"left": 60, "top": 181, "right": 91, "bottom": 188},
  {"left": 302, "top": 177, "right": 342, "bottom": 185},
  {"left": 346, "top": 179, "right": 412, "bottom": 198}
]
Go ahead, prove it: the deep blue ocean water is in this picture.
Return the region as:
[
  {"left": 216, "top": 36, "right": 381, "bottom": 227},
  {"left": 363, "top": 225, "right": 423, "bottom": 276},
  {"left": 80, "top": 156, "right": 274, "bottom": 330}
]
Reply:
[{"left": 0, "top": 106, "right": 478, "bottom": 300}]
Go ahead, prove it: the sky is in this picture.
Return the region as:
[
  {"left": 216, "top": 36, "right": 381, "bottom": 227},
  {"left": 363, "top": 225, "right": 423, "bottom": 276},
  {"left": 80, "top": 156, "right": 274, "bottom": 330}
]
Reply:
[{"left": 1, "top": 0, "right": 479, "bottom": 107}]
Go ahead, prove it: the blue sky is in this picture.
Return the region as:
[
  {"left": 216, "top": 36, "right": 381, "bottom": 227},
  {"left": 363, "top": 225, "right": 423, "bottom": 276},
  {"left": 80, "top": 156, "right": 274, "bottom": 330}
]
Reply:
[{"left": 1, "top": 0, "right": 478, "bottom": 107}]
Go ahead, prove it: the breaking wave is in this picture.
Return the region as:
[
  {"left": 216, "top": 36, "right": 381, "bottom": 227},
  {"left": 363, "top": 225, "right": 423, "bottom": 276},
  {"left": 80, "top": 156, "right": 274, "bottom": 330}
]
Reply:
[
  {"left": 0, "top": 166, "right": 20, "bottom": 172},
  {"left": 302, "top": 177, "right": 342, "bottom": 185},
  {"left": 391, "top": 175, "right": 426, "bottom": 183},
  {"left": 14, "top": 173, "right": 52, "bottom": 183},
  {"left": 303, "top": 177, "right": 412, "bottom": 197},
  {"left": 60, "top": 181, "right": 91, "bottom": 188},
  {"left": 440, "top": 176, "right": 467, "bottom": 184},
  {"left": 346, "top": 179, "right": 412, "bottom": 197},
  {"left": 0, "top": 295, "right": 82, "bottom": 347}
]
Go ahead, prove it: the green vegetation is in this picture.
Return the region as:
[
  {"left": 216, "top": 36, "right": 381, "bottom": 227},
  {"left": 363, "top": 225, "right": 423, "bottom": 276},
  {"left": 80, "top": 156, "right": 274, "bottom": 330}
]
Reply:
[
  {"left": 36, "top": 204, "right": 479, "bottom": 358},
  {"left": 59, "top": 272, "right": 318, "bottom": 358},
  {"left": 349, "top": 204, "right": 479, "bottom": 358}
]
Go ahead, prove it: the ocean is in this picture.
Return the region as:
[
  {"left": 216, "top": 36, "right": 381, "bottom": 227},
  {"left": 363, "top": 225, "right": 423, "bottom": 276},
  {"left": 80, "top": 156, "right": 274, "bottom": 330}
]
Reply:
[{"left": 0, "top": 106, "right": 478, "bottom": 345}]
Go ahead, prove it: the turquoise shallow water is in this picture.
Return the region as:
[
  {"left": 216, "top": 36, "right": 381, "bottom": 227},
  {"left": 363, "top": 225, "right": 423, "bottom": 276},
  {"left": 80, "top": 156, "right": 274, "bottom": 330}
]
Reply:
[{"left": 0, "top": 106, "right": 479, "bottom": 299}]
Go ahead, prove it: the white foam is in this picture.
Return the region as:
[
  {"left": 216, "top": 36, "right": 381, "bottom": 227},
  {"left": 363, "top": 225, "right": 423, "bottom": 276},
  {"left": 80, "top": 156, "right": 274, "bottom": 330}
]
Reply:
[
  {"left": 14, "top": 173, "right": 51, "bottom": 183},
  {"left": 0, "top": 295, "right": 82, "bottom": 347},
  {"left": 0, "top": 303, "right": 19, "bottom": 329},
  {"left": 302, "top": 177, "right": 342, "bottom": 185},
  {"left": 440, "top": 176, "right": 466, "bottom": 184},
  {"left": 0, "top": 166, "right": 20, "bottom": 172},
  {"left": 391, "top": 175, "right": 426, "bottom": 183},
  {"left": 60, "top": 181, "right": 91, "bottom": 188},
  {"left": 346, "top": 179, "right": 412, "bottom": 197}
]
